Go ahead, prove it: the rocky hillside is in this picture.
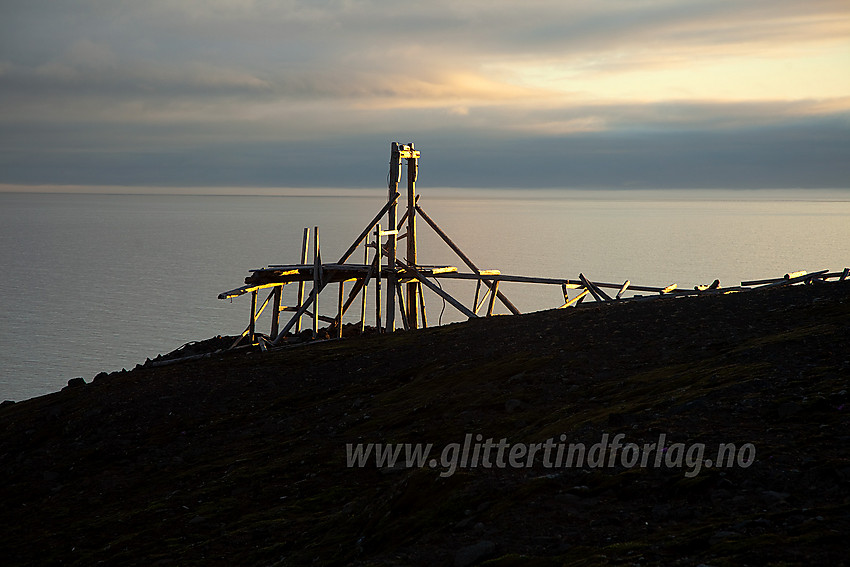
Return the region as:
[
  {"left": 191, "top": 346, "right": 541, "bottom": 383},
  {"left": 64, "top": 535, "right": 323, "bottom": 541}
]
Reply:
[{"left": 1, "top": 281, "right": 848, "bottom": 566}]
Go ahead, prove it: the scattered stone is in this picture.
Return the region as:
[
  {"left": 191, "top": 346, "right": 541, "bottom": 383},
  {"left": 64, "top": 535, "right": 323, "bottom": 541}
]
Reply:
[
  {"left": 778, "top": 401, "right": 802, "bottom": 418},
  {"left": 761, "top": 490, "right": 790, "bottom": 504},
  {"left": 454, "top": 540, "right": 496, "bottom": 567},
  {"left": 709, "top": 531, "right": 740, "bottom": 545}
]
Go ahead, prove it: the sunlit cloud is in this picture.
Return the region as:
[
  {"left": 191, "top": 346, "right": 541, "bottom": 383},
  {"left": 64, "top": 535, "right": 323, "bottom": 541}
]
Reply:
[{"left": 0, "top": 0, "right": 847, "bottom": 188}]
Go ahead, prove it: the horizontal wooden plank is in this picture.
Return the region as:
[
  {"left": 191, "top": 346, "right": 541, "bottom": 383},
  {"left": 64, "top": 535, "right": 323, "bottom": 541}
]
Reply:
[
  {"left": 218, "top": 281, "right": 288, "bottom": 299},
  {"left": 431, "top": 271, "right": 664, "bottom": 292}
]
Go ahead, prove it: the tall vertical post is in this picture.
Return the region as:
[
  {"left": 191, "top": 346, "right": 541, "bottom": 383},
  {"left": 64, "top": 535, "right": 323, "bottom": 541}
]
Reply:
[
  {"left": 337, "top": 281, "right": 344, "bottom": 338},
  {"left": 375, "top": 223, "right": 382, "bottom": 333},
  {"left": 312, "top": 226, "right": 320, "bottom": 337},
  {"left": 296, "top": 227, "right": 310, "bottom": 334},
  {"left": 405, "top": 142, "right": 419, "bottom": 329},
  {"left": 387, "top": 142, "right": 401, "bottom": 332},
  {"left": 360, "top": 242, "right": 368, "bottom": 333},
  {"left": 249, "top": 290, "right": 257, "bottom": 343},
  {"left": 270, "top": 285, "right": 282, "bottom": 339}
]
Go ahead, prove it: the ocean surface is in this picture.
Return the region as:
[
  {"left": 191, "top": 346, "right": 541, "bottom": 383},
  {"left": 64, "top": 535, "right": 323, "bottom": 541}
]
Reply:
[{"left": 1, "top": 188, "right": 848, "bottom": 401}]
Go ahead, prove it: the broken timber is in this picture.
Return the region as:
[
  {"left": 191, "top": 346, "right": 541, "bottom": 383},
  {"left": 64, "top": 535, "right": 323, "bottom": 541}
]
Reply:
[{"left": 217, "top": 142, "right": 850, "bottom": 349}]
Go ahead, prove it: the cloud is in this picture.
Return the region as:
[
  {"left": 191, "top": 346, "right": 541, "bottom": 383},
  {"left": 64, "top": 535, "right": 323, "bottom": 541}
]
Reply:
[{"left": 0, "top": 1, "right": 847, "bottom": 188}]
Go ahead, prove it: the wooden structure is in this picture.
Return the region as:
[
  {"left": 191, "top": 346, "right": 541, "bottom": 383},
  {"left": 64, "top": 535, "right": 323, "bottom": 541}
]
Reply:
[{"left": 218, "top": 142, "right": 850, "bottom": 349}]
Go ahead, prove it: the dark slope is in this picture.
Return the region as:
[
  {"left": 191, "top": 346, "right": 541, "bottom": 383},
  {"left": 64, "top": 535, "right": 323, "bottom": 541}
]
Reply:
[{"left": 1, "top": 282, "right": 848, "bottom": 566}]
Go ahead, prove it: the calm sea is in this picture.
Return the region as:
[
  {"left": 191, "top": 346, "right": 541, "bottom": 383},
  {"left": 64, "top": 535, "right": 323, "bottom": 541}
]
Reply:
[{"left": 1, "top": 188, "right": 848, "bottom": 401}]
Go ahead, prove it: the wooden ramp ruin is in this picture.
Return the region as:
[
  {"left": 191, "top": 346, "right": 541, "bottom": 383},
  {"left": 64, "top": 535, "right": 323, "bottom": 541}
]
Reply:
[{"left": 219, "top": 142, "right": 850, "bottom": 350}]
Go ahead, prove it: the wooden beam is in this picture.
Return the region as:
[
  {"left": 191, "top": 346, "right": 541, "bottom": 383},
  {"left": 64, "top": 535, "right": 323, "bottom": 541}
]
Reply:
[
  {"left": 219, "top": 281, "right": 288, "bottom": 300},
  {"left": 473, "top": 278, "right": 483, "bottom": 313},
  {"left": 415, "top": 204, "right": 522, "bottom": 315},
  {"left": 375, "top": 224, "right": 383, "bottom": 333},
  {"left": 313, "top": 226, "right": 320, "bottom": 337},
  {"left": 559, "top": 289, "right": 589, "bottom": 308},
  {"left": 579, "top": 273, "right": 611, "bottom": 302},
  {"left": 336, "top": 192, "right": 401, "bottom": 265},
  {"left": 387, "top": 144, "right": 400, "bottom": 333},
  {"left": 296, "top": 227, "right": 310, "bottom": 333},
  {"left": 756, "top": 268, "right": 829, "bottom": 289},
  {"left": 486, "top": 279, "right": 499, "bottom": 316},
  {"left": 397, "top": 259, "right": 477, "bottom": 319},
  {"left": 406, "top": 144, "right": 419, "bottom": 329},
  {"left": 249, "top": 290, "right": 257, "bottom": 341},
  {"left": 430, "top": 271, "right": 664, "bottom": 292},
  {"left": 418, "top": 282, "right": 428, "bottom": 328},
  {"left": 337, "top": 282, "right": 344, "bottom": 339},
  {"left": 271, "top": 285, "right": 282, "bottom": 339},
  {"left": 395, "top": 279, "right": 410, "bottom": 330},
  {"left": 616, "top": 280, "right": 631, "bottom": 300},
  {"left": 337, "top": 192, "right": 401, "bottom": 264}
]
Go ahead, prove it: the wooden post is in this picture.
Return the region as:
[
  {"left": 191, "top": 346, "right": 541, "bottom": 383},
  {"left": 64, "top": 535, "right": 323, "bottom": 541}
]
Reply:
[
  {"left": 249, "top": 290, "right": 257, "bottom": 342},
  {"left": 360, "top": 243, "right": 368, "bottom": 333},
  {"left": 270, "top": 285, "right": 282, "bottom": 339},
  {"left": 395, "top": 279, "right": 410, "bottom": 330},
  {"left": 337, "top": 282, "right": 344, "bottom": 338},
  {"left": 616, "top": 280, "right": 631, "bottom": 300},
  {"left": 487, "top": 280, "right": 499, "bottom": 316},
  {"left": 296, "top": 227, "right": 310, "bottom": 334},
  {"left": 387, "top": 142, "right": 401, "bottom": 332},
  {"left": 313, "top": 226, "right": 320, "bottom": 337},
  {"left": 406, "top": 143, "right": 419, "bottom": 329},
  {"left": 374, "top": 224, "right": 383, "bottom": 332},
  {"left": 419, "top": 285, "right": 428, "bottom": 328}
]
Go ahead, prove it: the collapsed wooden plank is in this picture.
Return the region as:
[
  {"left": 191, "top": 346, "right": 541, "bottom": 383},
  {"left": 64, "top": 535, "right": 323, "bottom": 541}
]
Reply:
[
  {"left": 754, "top": 269, "right": 829, "bottom": 289},
  {"left": 559, "top": 289, "right": 589, "bottom": 308},
  {"left": 579, "top": 273, "right": 612, "bottom": 302}
]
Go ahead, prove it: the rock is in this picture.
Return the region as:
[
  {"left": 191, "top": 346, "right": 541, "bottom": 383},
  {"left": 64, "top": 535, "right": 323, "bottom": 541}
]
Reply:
[
  {"left": 65, "top": 377, "right": 86, "bottom": 388},
  {"left": 0, "top": 400, "right": 15, "bottom": 410},
  {"left": 761, "top": 490, "right": 790, "bottom": 504},
  {"left": 454, "top": 540, "right": 496, "bottom": 567},
  {"left": 777, "top": 402, "right": 802, "bottom": 418},
  {"left": 709, "top": 531, "right": 740, "bottom": 545},
  {"left": 504, "top": 399, "right": 523, "bottom": 413},
  {"left": 93, "top": 372, "right": 110, "bottom": 382}
]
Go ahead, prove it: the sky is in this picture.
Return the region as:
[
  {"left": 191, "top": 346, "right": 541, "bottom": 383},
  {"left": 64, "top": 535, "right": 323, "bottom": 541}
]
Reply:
[{"left": 1, "top": 0, "right": 848, "bottom": 190}]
